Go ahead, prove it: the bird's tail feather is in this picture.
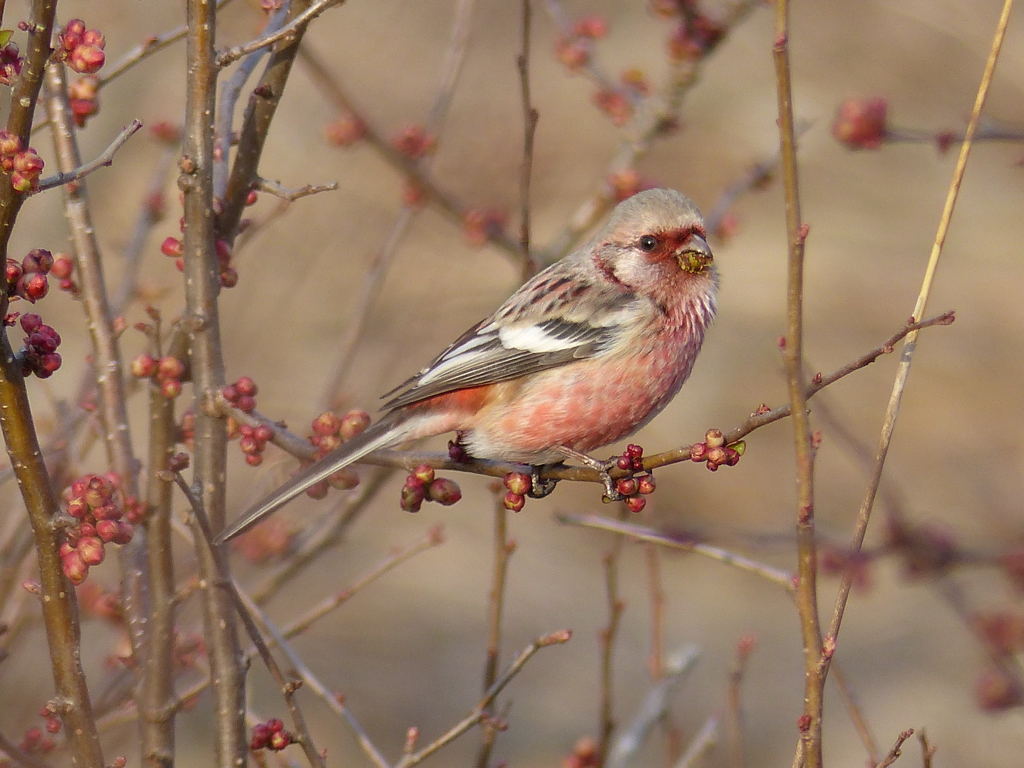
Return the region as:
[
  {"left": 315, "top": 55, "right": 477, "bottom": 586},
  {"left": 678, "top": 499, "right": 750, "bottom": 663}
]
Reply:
[{"left": 217, "top": 414, "right": 410, "bottom": 543}]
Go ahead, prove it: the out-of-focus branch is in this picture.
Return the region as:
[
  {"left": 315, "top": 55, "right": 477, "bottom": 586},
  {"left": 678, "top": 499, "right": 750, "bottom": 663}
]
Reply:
[
  {"left": 296, "top": 44, "right": 526, "bottom": 263},
  {"left": 181, "top": 0, "right": 245, "bottom": 764},
  {"left": 517, "top": 0, "right": 540, "bottom": 279},
  {"left": 314, "top": 0, "right": 479, "bottom": 405},
  {"left": 395, "top": 630, "right": 573, "bottom": 768},
  {"left": 597, "top": 508, "right": 628, "bottom": 766},
  {"left": 538, "top": 0, "right": 762, "bottom": 263},
  {"left": 823, "top": 0, "right": 1015, "bottom": 672},
  {"left": 557, "top": 514, "right": 794, "bottom": 590},
  {"left": 475, "top": 500, "right": 513, "bottom": 768}
]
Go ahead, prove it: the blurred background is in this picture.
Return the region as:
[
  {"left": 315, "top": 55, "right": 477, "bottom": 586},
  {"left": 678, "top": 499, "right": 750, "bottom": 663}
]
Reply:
[{"left": 3, "top": 0, "right": 1024, "bottom": 765}]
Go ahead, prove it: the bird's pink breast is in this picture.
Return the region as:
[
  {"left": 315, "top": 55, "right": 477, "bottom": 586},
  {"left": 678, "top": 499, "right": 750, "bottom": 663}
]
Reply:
[{"left": 464, "top": 326, "right": 702, "bottom": 463}]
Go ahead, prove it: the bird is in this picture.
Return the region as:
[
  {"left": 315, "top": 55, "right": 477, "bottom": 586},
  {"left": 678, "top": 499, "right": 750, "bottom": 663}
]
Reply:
[{"left": 218, "top": 188, "right": 718, "bottom": 543}]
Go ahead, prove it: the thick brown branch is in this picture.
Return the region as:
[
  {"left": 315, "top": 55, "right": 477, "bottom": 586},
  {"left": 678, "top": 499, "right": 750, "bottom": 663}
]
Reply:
[{"left": 182, "top": 0, "right": 245, "bottom": 764}]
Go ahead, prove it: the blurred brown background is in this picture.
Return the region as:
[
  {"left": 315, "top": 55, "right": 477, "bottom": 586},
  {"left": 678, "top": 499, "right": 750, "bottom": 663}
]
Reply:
[{"left": 3, "top": 0, "right": 1024, "bottom": 765}]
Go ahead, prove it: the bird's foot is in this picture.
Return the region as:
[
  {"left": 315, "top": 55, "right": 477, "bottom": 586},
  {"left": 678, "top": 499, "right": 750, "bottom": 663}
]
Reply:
[
  {"left": 553, "top": 446, "right": 621, "bottom": 501},
  {"left": 527, "top": 465, "right": 560, "bottom": 499}
]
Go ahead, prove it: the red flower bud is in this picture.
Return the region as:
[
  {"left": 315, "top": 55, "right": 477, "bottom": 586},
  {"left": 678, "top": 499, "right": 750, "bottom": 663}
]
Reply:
[
  {"left": 78, "top": 536, "right": 105, "bottom": 566},
  {"left": 340, "top": 409, "right": 371, "bottom": 441},
  {"left": 68, "top": 44, "right": 105, "bottom": 74},
  {"left": 427, "top": 478, "right": 462, "bottom": 506},
  {"left": 503, "top": 491, "right": 525, "bottom": 512},
  {"left": 130, "top": 353, "right": 157, "bottom": 378}
]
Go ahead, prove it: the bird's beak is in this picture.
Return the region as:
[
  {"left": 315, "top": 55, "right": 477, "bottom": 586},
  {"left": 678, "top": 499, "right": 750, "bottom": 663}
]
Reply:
[{"left": 676, "top": 234, "right": 713, "bottom": 274}]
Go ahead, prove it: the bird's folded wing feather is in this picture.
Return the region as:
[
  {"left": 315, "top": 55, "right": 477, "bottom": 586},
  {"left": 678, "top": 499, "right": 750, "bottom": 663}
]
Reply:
[{"left": 382, "top": 271, "right": 644, "bottom": 410}]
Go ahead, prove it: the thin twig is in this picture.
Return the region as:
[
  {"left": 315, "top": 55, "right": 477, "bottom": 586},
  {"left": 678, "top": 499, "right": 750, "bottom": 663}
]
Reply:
[
  {"left": 557, "top": 513, "right": 794, "bottom": 591},
  {"left": 671, "top": 711, "right": 720, "bottom": 768},
  {"left": 823, "top": 0, "right": 1015, "bottom": 659},
  {"left": 314, "top": 0, "right": 478, "bottom": 405},
  {"left": 249, "top": 468, "right": 395, "bottom": 604},
  {"left": 44, "top": 56, "right": 151, "bottom": 664},
  {"left": 171, "top": 472, "right": 327, "bottom": 768},
  {"left": 538, "top": 0, "right": 762, "bottom": 263},
  {"left": 917, "top": 730, "right": 935, "bottom": 768},
  {"left": 829, "top": 660, "right": 879, "bottom": 765},
  {"left": 255, "top": 177, "right": 338, "bottom": 201},
  {"left": 772, "top": 1, "right": 823, "bottom": 764},
  {"left": 295, "top": 42, "right": 525, "bottom": 264},
  {"left": 516, "top": 0, "right": 539, "bottom": 279},
  {"left": 606, "top": 648, "right": 700, "bottom": 768},
  {"left": 395, "top": 631, "right": 572, "bottom": 768},
  {"left": 597, "top": 508, "right": 628, "bottom": 766},
  {"left": 35, "top": 119, "right": 142, "bottom": 193},
  {"left": 726, "top": 636, "right": 755, "bottom": 768},
  {"left": 216, "top": 0, "right": 346, "bottom": 68},
  {"left": 112, "top": 143, "right": 180, "bottom": 315},
  {"left": 271, "top": 526, "right": 444, "bottom": 640},
  {"left": 217, "top": 0, "right": 317, "bottom": 243},
  {"left": 475, "top": 499, "right": 514, "bottom": 768},
  {"left": 873, "top": 729, "right": 915, "bottom": 768}
]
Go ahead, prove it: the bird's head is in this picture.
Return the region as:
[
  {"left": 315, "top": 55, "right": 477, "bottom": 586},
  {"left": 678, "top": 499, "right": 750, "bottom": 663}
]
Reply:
[{"left": 591, "top": 188, "right": 716, "bottom": 292}]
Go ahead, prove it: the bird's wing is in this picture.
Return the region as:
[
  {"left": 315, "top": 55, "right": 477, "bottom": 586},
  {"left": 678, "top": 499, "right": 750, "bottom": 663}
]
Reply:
[{"left": 382, "top": 268, "right": 644, "bottom": 410}]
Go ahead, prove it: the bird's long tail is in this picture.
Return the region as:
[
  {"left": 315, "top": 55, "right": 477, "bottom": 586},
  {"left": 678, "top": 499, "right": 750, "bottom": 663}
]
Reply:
[{"left": 217, "top": 413, "right": 411, "bottom": 543}]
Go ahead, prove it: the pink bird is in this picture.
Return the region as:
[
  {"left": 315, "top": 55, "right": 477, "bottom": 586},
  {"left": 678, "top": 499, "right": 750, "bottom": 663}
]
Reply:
[{"left": 219, "top": 188, "right": 717, "bottom": 542}]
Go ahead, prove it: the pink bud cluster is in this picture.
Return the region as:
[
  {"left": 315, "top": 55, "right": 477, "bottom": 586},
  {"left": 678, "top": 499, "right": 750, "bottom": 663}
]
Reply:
[
  {"left": 131, "top": 353, "right": 187, "bottom": 399},
  {"left": 667, "top": 13, "right": 725, "bottom": 62},
  {"left": 324, "top": 115, "right": 367, "bottom": 147},
  {"left": 68, "top": 75, "right": 100, "bottom": 127},
  {"left": 19, "top": 313, "right": 62, "bottom": 379},
  {"left": 302, "top": 410, "right": 371, "bottom": 499},
  {"left": 18, "top": 723, "right": 56, "bottom": 757},
  {"left": 61, "top": 474, "right": 138, "bottom": 585},
  {"left": 462, "top": 208, "right": 508, "bottom": 247},
  {"left": 0, "top": 132, "right": 44, "bottom": 193},
  {"left": 613, "top": 443, "right": 655, "bottom": 513},
  {"left": 6, "top": 247, "right": 55, "bottom": 302},
  {"left": 400, "top": 464, "right": 462, "bottom": 513},
  {"left": 554, "top": 15, "right": 607, "bottom": 72},
  {"left": 161, "top": 233, "right": 238, "bottom": 288},
  {"left": 391, "top": 125, "right": 434, "bottom": 160},
  {"left": 223, "top": 376, "right": 258, "bottom": 413},
  {"left": 59, "top": 19, "right": 106, "bottom": 75},
  {"left": 0, "top": 39, "right": 23, "bottom": 86},
  {"left": 689, "top": 429, "right": 743, "bottom": 471},
  {"left": 50, "top": 253, "right": 77, "bottom": 293},
  {"left": 562, "top": 736, "right": 599, "bottom": 768},
  {"left": 502, "top": 471, "right": 531, "bottom": 512},
  {"left": 832, "top": 97, "right": 888, "bottom": 150},
  {"left": 250, "top": 719, "right": 293, "bottom": 752}
]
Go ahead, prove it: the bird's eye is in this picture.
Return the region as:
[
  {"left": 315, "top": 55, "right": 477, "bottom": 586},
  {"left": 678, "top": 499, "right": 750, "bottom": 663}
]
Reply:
[{"left": 639, "top": 235, "right": 658, "bottom": 252}]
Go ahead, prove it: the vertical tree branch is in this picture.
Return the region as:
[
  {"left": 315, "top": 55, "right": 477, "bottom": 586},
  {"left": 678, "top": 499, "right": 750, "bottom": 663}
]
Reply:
[
  {"left": 772, "top": 2, "right": 823, "bottom": 766},
  {"left": 516, "top": 0, "right": 539, "bottom": 280},
  {"left": 182, "top": 1, "right": 245, "bottom": 764},
  {"left": 0, "top": 2, "right": 104, "bottom": 766},
  {"left": 217, "top": 0, "right": 315, "bottom": 243},
  {"left": 823, "top": 0, "right": 1015, "bottom": 670},
  {"left": 597, "top": 512, "right": 627, "bottom": 767},
  {"left": 476, "top": 501, "right": 513, "bottom": 768},
  {"left": 0, "top": 0, "right": 56, "bottom": 254},
  {"left": 42, "top": 55, "right": 152, "bottom": 707}
]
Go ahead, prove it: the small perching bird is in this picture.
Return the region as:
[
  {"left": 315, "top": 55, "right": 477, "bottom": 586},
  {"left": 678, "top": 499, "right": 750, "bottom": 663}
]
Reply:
[{"left": 219, "top": 188, "right": 718, "bottom": 542}]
